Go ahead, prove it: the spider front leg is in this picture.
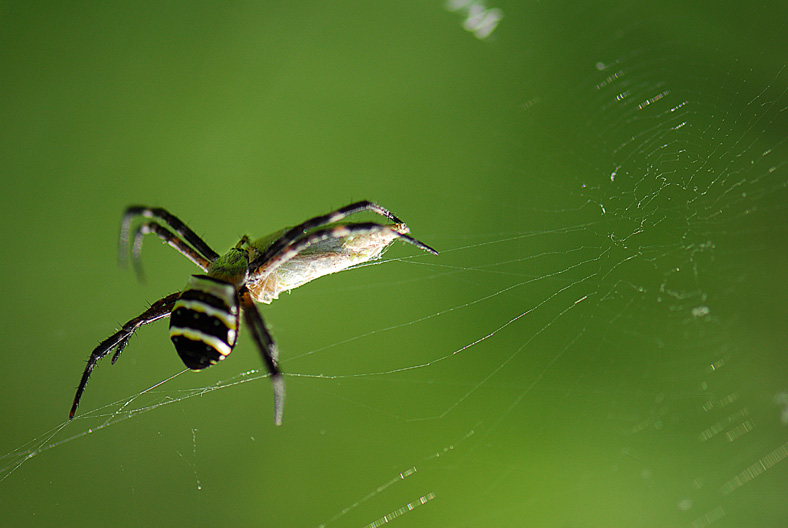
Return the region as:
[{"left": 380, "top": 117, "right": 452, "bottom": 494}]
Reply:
[
  {"left": 240, "top": 289, "right": 285, "bottom": 425},
  {"left": 251, "top": 200, "right": 407, "bottom": 270},
  {"left": 251, "top": 222, "right": 438, "bottom": 279},
  {"left": 130, "top": 221, "right": 213, "bottom": 282},
  {"left": 69, "top": 292, "right": 180, "bottom": 419},
  {"left": 119, "top": 206, "right": 220, "bottom": 266}
]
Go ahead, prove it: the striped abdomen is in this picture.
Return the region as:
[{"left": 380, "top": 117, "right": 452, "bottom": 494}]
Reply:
[{"left": 169, "top": 275, "right": 239, "bottom": 370}]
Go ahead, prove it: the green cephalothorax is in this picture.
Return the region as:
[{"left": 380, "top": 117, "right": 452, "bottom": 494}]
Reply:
[
  {"left": 70, "top": 201, "right": 437, "bottom": 426},
  {"left": 207, "top": 246, "right": 250, "bottom": 285}
]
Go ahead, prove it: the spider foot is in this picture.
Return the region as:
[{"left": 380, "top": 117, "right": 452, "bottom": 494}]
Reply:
[{"left": 272, "top": 374, "right": 285, "bottom": 426}]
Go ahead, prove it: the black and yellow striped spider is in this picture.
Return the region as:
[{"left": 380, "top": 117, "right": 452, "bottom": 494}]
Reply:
[{"left": 69, "top": 201, "right": 437, "bottom": 424}]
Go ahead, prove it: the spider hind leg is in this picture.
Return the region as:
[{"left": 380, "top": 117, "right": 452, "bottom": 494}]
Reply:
[
  {"left": 69, "top": 292, "right": 180, "bottom": 419},
  {"left": 240, "top": 289, "right": 285, "bottom": 425}
]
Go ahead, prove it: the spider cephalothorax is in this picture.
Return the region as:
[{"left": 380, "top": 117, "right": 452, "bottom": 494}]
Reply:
[{"left": 69, "top": 201, "right": 437, "bottom": 424}]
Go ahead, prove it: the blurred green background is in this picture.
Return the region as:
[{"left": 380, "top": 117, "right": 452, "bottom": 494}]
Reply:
[{"left": 2, "top": 1, "right": 788, "bottom": 526}]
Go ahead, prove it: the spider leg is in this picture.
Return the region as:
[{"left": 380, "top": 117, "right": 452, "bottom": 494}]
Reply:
[
  {"left": 250, "top": 201, "right": 407, "bottom": 270},
  {"left": 250, "top": 222, "right": 438, "bottom": 279},
  {"left": 235, "top": 235, "right": 252, "bottom": 247},
  {"left": 119, "top": 206, "right": 220, "bottom": 267},
  {"left": 240, "top": 289, "right": 285, "bottom": 425},
  {"left": 130, "top": 221, "right": 213, "bottom": 282},
  {"left": 69, "top": 292, "right": 180, "bottom": 420}
]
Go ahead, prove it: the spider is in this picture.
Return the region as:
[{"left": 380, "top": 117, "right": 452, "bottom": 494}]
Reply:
[{"left": 69, "top": 201, "right": 438, "bottom": 424}]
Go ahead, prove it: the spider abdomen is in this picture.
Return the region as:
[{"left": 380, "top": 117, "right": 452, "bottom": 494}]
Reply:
[{"left": 169, "top": 275, "right": 239, "bottom": 370}]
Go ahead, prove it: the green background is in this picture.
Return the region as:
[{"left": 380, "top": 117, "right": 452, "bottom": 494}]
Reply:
[{"left": 2, "top": 1, "right": 787, "bottom": 526}]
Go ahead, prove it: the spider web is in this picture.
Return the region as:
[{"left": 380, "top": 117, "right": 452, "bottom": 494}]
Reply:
[{"left": 2, "top": 3, "right": 788, "bottom": 527}]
